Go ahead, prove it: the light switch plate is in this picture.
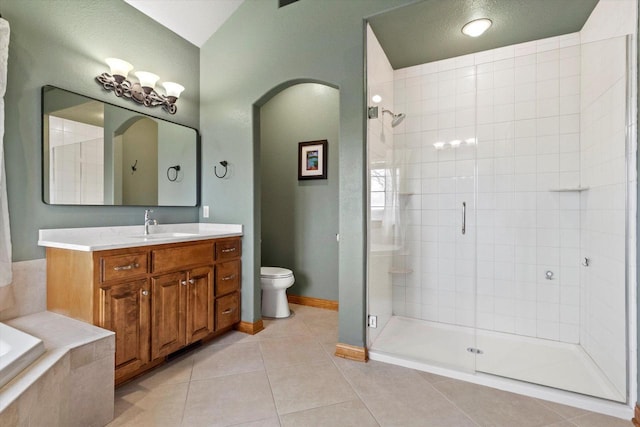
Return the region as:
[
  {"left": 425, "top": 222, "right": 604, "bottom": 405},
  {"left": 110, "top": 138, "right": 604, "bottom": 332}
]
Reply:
[{"left": 203, "top": 205, "right": 209, "bottom": 218}]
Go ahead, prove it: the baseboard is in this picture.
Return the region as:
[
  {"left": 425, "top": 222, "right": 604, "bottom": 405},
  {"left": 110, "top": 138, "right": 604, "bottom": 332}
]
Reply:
[
  {"left": 632, "top": 403, "right": 640, "bottom": 426},
  {"left": 287, "top": 294, "right": 338, "bottom": 311},
  {"left": 335, "top": 343, "right": 368, "bottom": 362},
  {"left": 235, "top": 320, "right": 264, "bottom": 335}
]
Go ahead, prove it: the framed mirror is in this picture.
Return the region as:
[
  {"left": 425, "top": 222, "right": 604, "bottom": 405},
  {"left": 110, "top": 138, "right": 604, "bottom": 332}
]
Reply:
[{"left": 42, "top": 85, "right": 199, "bottom": 206}]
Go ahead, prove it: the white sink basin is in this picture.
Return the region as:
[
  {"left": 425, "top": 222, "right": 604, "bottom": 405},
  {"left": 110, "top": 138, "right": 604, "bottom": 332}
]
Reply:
[{"left": 127, "top": 232, "right": 200, "bottom": 240}]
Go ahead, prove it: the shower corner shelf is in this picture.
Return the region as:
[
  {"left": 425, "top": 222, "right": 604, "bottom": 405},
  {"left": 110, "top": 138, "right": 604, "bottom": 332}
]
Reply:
[
  {"left": 399, "top": 192, "right": 416, "bottom": 196},
  {"left": 548, "top": 186, "right": 590, "bottom": 192},
  {"left": 388, "top": 268, "right": 414, "bottom": 274}
]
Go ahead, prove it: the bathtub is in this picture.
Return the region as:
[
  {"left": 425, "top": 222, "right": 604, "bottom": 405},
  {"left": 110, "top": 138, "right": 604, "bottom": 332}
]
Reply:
[{"left": 0, "top": 323, "right": 45, "bottom": 389}]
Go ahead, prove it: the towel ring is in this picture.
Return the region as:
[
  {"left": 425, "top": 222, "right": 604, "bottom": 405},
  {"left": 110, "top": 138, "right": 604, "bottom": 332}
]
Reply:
[{"left": 215, "top": 160, "right": 228, "bottom": 179}]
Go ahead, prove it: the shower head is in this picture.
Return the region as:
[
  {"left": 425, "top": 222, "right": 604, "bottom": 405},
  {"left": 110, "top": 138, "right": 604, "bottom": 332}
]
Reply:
[
  {"left": 382, "top": 109, "right": 406, "bottom": 127},
  {"left": 391, "top": 112, "right": 406, "bottom": 127}
]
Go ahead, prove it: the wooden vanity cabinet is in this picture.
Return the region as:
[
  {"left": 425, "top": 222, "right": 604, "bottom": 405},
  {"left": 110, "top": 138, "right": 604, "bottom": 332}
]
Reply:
[{"left": 46, "top": 237, "right": 241, "bottom": 385}]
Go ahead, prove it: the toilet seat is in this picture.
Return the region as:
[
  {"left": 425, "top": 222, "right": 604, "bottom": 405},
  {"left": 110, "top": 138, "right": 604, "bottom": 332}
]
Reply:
[{"left": 261, "top": 267, "right": 293, "bottom": 278}]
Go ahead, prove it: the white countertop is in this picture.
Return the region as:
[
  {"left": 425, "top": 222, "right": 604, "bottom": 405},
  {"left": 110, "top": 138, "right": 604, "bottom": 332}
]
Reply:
[{"left": 38, "top": 223, "right": 243, "bottom": 251}]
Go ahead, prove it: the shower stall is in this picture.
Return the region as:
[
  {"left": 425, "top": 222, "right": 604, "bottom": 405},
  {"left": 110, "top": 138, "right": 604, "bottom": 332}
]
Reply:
[{"left": 366, "top": 16, "right": 636, "bottom": 413}]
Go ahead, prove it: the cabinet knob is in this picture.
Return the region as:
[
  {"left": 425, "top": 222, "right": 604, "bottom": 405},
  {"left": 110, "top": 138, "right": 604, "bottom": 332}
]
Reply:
[
  {"left": 141, "top": 290, "right": 149, "bottom": 296},
  {"left": 181, "top": 280, "right": 187, "bottom": 286},
  {"left": 189, "top": 279, "right": 195, "bottom": 284}
]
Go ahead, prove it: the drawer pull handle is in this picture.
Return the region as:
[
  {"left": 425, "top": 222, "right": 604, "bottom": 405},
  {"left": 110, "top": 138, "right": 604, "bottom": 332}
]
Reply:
[
  {"left": 222, "top": 308, "right": 234, "bottom": 315},
  {"left": 114, "top": 263, "right": 139, "bottom": 271},
  {"left": 221, "top": 274, "right": 235, "bottom": 281},
  {"left": 221, "top": 247, "right": 236, "bottom": 253}
]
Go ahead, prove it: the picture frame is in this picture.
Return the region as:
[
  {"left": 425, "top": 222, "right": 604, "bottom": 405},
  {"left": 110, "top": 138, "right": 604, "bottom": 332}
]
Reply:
[{"left": 298, "top": 140, "right": 328, "bottom": 180}]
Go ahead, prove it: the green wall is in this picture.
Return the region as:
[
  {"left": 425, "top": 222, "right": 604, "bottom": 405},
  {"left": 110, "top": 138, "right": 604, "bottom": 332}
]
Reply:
[
  {"left": 260, "top": 83, "right": 339, "bottom": 301},
  {"left": 1, "top": 0, "right": 200, "bottom": 261},
  {"left": 199, "top": 0, "right": 416, "bottom": 346}
]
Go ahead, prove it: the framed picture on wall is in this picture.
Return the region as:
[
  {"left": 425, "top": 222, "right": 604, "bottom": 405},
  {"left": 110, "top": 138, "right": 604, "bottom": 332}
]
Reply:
[{"left": 298, "top": 140, "right": 328, "bottom": 180}]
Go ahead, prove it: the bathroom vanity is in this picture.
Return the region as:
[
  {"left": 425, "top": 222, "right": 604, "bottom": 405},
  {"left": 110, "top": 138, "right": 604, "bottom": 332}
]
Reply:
[{"left": 38, "top": 223, "right": 242, "bottom": 384}]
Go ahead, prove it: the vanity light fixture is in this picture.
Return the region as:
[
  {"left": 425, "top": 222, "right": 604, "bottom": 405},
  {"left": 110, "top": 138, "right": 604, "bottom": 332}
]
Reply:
[
  {"left": 461, "top": 18, "right": 492, "bottom": 37},
  {"left": 96, "top": 58, "right": 185, "bottom": 114}
]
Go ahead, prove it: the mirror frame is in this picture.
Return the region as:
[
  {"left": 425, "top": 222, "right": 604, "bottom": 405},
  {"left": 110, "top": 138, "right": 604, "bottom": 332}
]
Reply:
[{"left": 41, "top": 85, "right": 200, "bottom": 207}]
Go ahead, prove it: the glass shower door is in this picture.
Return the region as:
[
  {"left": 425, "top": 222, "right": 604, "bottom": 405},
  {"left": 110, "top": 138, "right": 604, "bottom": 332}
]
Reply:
[
  {"left": 473, "top": 35, "right": 630, "bottom": 403},
  {"left": 367, "top": 60, "right": 479, "bottom": 374}
]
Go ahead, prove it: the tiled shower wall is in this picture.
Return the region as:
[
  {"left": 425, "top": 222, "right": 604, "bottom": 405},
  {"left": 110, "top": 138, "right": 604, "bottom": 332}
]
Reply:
[
  {"left": 579, "top": 35, "right": 630, "bottom": 397},
  {"left": 391, "top": 33, "right": 588, "bottom": 343},
  {"left": 48, "top": 116, "right": 104, "bottom": 205}
]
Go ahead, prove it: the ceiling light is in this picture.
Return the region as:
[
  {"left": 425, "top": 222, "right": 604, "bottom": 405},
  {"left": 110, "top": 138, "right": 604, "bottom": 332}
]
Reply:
[{"left": 462, "top": 18, "right": 492, "bottom": 37}]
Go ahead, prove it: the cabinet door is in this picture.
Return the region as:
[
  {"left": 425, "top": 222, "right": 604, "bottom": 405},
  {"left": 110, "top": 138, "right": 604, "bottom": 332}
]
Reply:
[
  {"left": 186, "top": 266, "right": 214, "bottom": 344},
  {"left": 100, "top": 279, "right": 150, "bottom": 381},
  {"left": 151, "top": 271, "right": 187, "bottom": 359}
]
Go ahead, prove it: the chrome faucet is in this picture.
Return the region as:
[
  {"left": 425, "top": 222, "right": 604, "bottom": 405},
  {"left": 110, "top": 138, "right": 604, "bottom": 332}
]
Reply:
[{"left": 144, "top": 209, "right": 158, "bottom": 235}]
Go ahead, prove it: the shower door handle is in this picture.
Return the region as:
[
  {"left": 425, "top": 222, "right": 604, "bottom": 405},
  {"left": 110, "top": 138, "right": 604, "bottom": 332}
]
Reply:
[{"left": 462, "top": 202, "right": 466, "bottom": 235}]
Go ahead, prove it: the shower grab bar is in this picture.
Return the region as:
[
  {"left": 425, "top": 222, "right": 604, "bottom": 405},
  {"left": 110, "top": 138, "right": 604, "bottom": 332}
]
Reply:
[{"left": 462, "top": 202, "right": 466, "bottom": 235}]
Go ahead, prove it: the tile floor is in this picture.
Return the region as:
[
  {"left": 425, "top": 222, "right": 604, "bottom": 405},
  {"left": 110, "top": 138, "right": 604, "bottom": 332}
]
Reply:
[{"left": 108, "top": 304, "right": 631, "bottom": 427}]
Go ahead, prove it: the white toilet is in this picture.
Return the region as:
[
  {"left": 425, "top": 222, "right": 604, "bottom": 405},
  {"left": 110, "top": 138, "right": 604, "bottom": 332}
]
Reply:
[{"left": 260, "top": 267, "right": 295, "bottom": 318}]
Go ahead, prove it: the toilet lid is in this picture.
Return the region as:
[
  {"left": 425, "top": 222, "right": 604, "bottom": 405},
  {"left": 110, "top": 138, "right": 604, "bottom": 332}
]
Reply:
[{"left": 261, "top": 267, "right": 293, "bottom": 278}]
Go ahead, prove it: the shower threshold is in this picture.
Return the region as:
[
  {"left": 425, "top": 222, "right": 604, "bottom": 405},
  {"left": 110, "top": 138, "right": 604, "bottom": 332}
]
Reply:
[{"left": 370, "top": 316, "right": 627, "bottom": 415}]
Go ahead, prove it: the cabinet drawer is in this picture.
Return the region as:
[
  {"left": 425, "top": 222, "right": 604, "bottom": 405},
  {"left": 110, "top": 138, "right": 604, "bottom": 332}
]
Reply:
[
  {"left": 215, "top": 260, "right": 240, "bottom": 296},
  {"left": 100, "top": 252, "right": 148, "bottom": 283},
  {"left": 216, "top": 292, "right": 240, "bottom": 330},
  {"left": 215, "top": 239, "right": 241, "bottom": 260},
  {"left": 152, "top": 243, "right": 214, "bottom": 274}
]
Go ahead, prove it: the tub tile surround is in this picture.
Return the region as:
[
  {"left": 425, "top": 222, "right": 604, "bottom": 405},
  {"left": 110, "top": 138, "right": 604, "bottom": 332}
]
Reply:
[
  {"left": 107, "top": 304, "right": 629, "bottom": 426},
  {"left": 0, "top": 259, "right": 46, "bottom": 322},
  {"left": 0, "top": 311, "right": 115, "bottom": 426}
]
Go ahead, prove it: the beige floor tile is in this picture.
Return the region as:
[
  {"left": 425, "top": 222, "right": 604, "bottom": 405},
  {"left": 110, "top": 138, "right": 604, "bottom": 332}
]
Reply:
[
  {"left": 302, "top": 315, "right": 339, "bottom": 344},
  {"left": 568, "top": 412, "right": 633, "bottom": 427},
  {"left": 545, "top": 422, "right": 579, "bottom": 427},
  {"left": 338, "top": 360, "right": 476, "bottom": 426},
  {"left": 260, "top": 336, "right": 330, "bottom": 371},
  {"left": 417, "top": 370, "right": 452, "bottom": 384},
  {"left": 132, "top": 354, "right": 194, "bottom": 389},
  {"left": 108, "top": 382, "right": 188, "bottom": 427},
  {"left": 191, "top": 341, "right": 264, "bottom": 380},
  {"left": 535, "top": 398, "right": 589, "bottom": 419},
  {"left": 256, "top": 316, "right": 313, "bottom": 340},
  {"left": 334, "top": 358, "right": 430, "bottom": 399},
  {"left": 229, "top": 416, "right": 281, "bottom": 427},
  {"left": 267, "top": 360, "right": 358, "bottom": 415},
  {"left": 433, "top": 379, "right": 565, "bottom": 427},
  {"left": 280, "top": 399, "right": 379, "bottom": 427},
  {"left": 181, "top": 371, "right": 277, "bottom": 426},
  {"left": 207, "top": 330, "right": 261, "bottom": 346}
]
